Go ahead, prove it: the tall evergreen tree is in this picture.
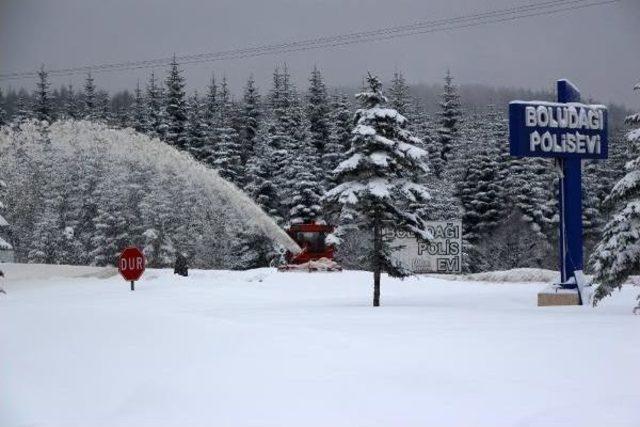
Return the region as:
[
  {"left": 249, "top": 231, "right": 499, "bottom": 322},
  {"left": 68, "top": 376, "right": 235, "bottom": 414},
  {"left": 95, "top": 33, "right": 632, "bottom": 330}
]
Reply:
[
  {"left": 204, "top": 74, "right": 218, "bottom": 129},
  {"left": 110, "top": 90, "right": 132, "bottom": 128},
  {"left": 505, "top": 156, "right": 557, "bottom": 240},
  {"left": 246, "top": 125, "right": 283, "bottom": 225},
  {"left": 146, "top": 72, "right": 167, "bottom": 140},
  {"left": 590, "top": 82, "right": 640, "bottom": 313},
  {"left": 0, "top": 88, "right": 6, "bottom": 126},
  {"left": 12, "top": 90, "right": 32, "bottom": 127},
  {"left": 96, "top": 90, "right": 112, "bottom": 122},
  {"left": 323, "top": 93, "right": 351, "bottom": 179},
  {"left": 82, "top": 73, "right": 98, "bottom": 120},
  {"left": 164, "top": 56, "right": 188, "bottom": 150},
  {"left": 34, "top": 66, "right": 53, "bottom": 122},
  {"left": 288, "top": 141, "right": 324, "bottom": 224},
  {"left": 239, "top": 76, "right": 261, "bottom": 167},
  {"left": 200, "top": 74, "right": 219, "bottom": 165},
  {"left": 458, "top": 146, "right": 503, "bottom": 243},
  {"left": 213, "top": 77, "right": 243, "bottom": 184},
  {"left": 131, "top": 82, "right": 149, "bottom": 133},
  {"left": 269, "top": 67, "right": 283, "bottom": 111},
  {"left": 435, "top": 69, "right": 461, "bottom": 177},
  {"left": 185, "top": 92, "right": 207, "bottom": 161},
  {"left": 582, "top": 160, "right": 605, "bottom": 243},
  {"left": 89, "top": 180, "right": 129, "bottom": 266},
  {"left": 324, "top": 74, "right": 432, "bottom": 307},
  {"left": 61, "top": 84, "right": 80, "bottom": 120},
  {"left": 388, "top": 71, "right": 410, "bottom": 115},
  {"left": 0, "top": 178, "right": 12, "bottom": 254},
  {"left": 266, "top": 66, "right": 299, "bottom": 216},
  {"left": 306, "top": 66, "right": 331, "bottom": 181}
]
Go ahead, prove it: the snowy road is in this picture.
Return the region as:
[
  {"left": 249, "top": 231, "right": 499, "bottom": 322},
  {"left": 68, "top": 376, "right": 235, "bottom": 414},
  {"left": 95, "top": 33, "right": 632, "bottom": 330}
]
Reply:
[{"left": 1, "top": 264, "right": 638, "bottom": 427}]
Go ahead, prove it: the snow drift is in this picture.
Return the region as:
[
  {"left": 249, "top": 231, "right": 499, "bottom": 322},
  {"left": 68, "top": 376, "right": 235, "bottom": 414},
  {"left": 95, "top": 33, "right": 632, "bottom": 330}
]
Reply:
[{"left": 0, "top": 120, "right": 298, "bottom": 268}]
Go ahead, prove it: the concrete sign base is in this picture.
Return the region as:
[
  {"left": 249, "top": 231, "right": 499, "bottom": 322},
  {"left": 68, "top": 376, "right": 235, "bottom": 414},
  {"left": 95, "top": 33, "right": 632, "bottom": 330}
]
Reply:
[{"left": 537, "top": 285, "right": 581, "bottom": 306}]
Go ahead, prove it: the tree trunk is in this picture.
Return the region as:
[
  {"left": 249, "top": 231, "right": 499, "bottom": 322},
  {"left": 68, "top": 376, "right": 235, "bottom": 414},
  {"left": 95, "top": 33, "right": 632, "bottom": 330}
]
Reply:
[{"left": 373, "top": 217, "right": 381, "bottom": 307}]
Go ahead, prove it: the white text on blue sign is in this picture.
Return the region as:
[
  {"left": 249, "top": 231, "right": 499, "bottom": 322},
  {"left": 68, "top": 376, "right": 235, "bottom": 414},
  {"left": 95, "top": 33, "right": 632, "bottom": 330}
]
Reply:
[{"left": 509, "top": 101, "right": 608, "bottom": 159}]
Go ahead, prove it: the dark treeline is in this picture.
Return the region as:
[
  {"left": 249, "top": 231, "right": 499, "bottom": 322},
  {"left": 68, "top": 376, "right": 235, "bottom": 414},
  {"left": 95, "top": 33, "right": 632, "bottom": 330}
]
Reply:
[{"left": 0, "top": 62, "right": 632, "bottom": 272}]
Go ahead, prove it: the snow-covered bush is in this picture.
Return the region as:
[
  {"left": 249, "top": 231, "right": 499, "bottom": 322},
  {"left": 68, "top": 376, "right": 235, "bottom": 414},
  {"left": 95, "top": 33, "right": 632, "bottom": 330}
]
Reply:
[{"left": 0, "top": 120, "right": 297, "bottom": 268}]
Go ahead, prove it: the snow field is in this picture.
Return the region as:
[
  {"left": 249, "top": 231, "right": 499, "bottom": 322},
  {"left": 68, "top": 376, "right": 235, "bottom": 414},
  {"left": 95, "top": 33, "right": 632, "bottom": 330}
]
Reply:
[{"left": 1, "top": 264, "right": 638, "bottom": 427}]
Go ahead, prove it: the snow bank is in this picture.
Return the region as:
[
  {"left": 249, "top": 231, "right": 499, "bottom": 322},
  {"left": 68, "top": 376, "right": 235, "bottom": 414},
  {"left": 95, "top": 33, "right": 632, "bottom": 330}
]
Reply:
[
  {"left": 0, "top": 262, "right": 116, "bottom": 282},
  {"left": 429, "top": 267, "right": 559, "bottom": 283}
]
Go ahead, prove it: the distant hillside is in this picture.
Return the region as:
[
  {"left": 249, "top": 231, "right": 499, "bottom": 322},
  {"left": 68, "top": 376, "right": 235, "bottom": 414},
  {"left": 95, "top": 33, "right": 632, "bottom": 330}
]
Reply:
[{"left": 338, "top": 82, "right": 633, "bottom": 130}]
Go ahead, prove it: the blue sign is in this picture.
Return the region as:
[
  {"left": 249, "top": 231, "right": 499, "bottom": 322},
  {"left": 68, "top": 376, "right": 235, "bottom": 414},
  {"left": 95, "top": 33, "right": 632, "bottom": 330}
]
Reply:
[
  {"left": 508, "top": 80, "right": 609, "bottom": 304},
  {"left": 509, "top": 101, "right": 608, "bottom": 159}
]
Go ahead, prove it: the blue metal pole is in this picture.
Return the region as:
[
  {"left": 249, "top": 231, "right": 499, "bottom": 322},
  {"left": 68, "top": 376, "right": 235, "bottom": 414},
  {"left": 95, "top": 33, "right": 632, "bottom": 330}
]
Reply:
[{"left": 557, "top": 80, "right": 583, "bottom": 289}]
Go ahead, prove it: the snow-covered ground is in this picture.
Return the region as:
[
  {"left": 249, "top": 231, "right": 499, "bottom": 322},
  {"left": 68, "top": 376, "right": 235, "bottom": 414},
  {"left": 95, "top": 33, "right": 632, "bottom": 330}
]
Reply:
[{"left": 1, "top": 263, "right": 638, "bottom": 427}]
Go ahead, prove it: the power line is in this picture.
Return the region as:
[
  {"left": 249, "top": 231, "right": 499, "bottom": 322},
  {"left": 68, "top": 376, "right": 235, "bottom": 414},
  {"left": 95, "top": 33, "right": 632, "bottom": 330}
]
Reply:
[
  {"left": 0, "top": 0, "right": 615, "bottom": 80},
  {"left": 0, "top": 0, "right": 619, "bottom": 82}
]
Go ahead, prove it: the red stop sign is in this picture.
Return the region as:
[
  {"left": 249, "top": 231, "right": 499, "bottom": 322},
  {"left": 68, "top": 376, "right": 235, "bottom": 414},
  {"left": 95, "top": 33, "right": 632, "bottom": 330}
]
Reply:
[{"left": 118, "top": 246, "right": 145, "bottom": 282}]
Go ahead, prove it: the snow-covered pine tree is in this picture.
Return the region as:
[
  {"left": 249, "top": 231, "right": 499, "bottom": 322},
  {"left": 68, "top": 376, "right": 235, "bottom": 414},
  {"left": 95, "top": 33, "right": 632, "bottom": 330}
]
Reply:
[
  {"left": 228, "top": 231, "right": 280, "bottom": 270},
  {"left": 324, "top": 73, "right": 431, "bottom": 307},
  {"left": 582, "top": 129, "right": 630, "bottom": 256},
  {"left": 0, "top": 173, "right": 12, "bottom": 261},
  {"left": 33, "top": 66, "right": 53, "bottom": 123},
  {"left": 146, "top": 72, "right": 167, "bottom": 140},
  {"left": 456, "top": 144, "right": 504, "bottom": 271},
  {"left": 96, "top": 90, "right": 112, "bottom": 123},
  {"left": 388, "top": 71, "right": 410, "bottom": 116},
  {"left": 306, "top": 66, "right": 331, "bottom": 183},
  {"left": 60, "top": 84, "right": 80, "bottom": 120},
  {"left": 12, "top": 91, "right": 32, "bottom": 127},
  {"left": 185, "top": 92, "right": 207, "bottom": 161},
  {"left": 323, "top": 93, "right": 352, "bottom": 182},
  {"left": 213, "top": 77, "right": 243, "bottom": 185},
  {"left": 457, "top": 146, "right": 503, "bottom": 242},
  {"left": 265, "top": 66, "right": 301, "bottom": 218},
  {"left": 51, "top": 86, "right": 64, "bottom": 120},
  {"left": 27, "top": 133, "right": 64, "bottom": 264},
  {"left": 204, "top": 74, "right": 218, "bottom": 129},
  {"left": 245, "top": 129, "right": 284, "bottom": 225},
  {"left": 90, "top": 159, "right": 151, "bottom": 266},
  {"left": 164, "top": 56, "right": 188, "bottom": 150},
  {"left": 505, "top": 156, "right": 557, "bottom": 242},
  {"left": 82, "top": 73, "right": 98, "bottom": 120},
  {"left": 244, "top": 76, "right": 283, "bottom": 222},
  {"left": 89, "top": 179, "right": 126, "bottom": 266},
  {"left": 284, "top": 79, "right": 319, "bottom": 223},
  {"left": 590, "top": 82, "right": 640, "bottom": 312},
  {"left": 582, "top": 160, "right": 605, "bottom": 243},
  {"left": 111, "top": 91, "right": 132, "bottom": 128},
  {"left": 0, "top": 88, "right": 6, "bottom": 127},
  {"left": 200, "top": 74, "right": 219, "bottom": 166},
  {"left": 588, "top": 129, "right": 629, "bottom": 205},
  {"left": 131, "top": 82, "right": 149, "bottom": 134},
  {"left": 435, "top": 69, "right": 461, "bottom": 178},
  {"left": 288, "top": 136, "right": 324, "bottom": 225},
  {"left": 239, "top": 76, "right": 261, "bottom": 169},
  {"left": 582, "top": 129, "right": 632, "bottom": 260}
]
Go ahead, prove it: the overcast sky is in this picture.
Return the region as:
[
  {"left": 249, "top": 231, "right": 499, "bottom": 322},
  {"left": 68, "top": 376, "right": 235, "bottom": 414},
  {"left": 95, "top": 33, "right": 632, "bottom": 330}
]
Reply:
[{"left": 1, "top": 0, "right": 639, "bottom": 108}]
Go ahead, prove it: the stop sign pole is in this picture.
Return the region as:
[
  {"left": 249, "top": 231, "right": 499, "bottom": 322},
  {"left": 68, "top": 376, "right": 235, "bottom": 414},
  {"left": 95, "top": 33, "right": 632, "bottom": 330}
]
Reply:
[{"left": 118, "top": 246, "right": 146, "bottom": 291}]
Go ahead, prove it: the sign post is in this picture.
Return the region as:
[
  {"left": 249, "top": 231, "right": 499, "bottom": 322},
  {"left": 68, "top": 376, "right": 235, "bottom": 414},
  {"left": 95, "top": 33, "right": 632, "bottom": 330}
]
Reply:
[
  {"left": 509, "top": 79, "right": 608, "bottom": 306},
  {"left": 118, "top": 246, "right": 145, "bottom": 291}
]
